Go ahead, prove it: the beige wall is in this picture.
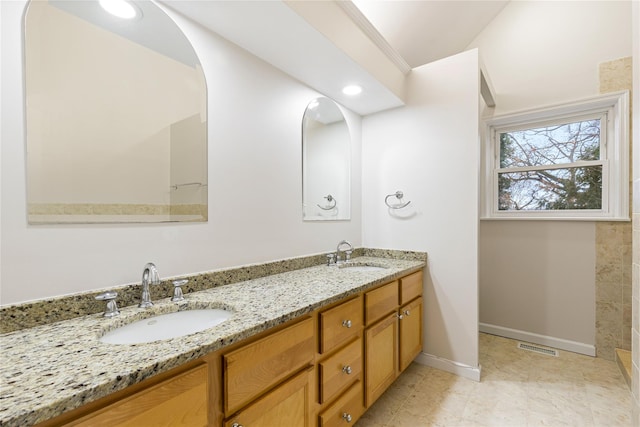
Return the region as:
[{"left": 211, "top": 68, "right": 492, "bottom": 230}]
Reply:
[{"left": 480, "top": 221, "right": 596, "bottom": 352}]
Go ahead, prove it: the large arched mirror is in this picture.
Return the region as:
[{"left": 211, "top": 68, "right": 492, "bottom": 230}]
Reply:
[
  {"left": 24, "top": 0, "right": 207, "bottom": 224},
  {"left": 302, "top": 97, "right": 351, "bottom": 221}
]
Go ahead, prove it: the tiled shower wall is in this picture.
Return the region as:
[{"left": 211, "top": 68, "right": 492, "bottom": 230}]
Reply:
[{"left": 595, "top": 57, "right": 633, "bottom": 360}]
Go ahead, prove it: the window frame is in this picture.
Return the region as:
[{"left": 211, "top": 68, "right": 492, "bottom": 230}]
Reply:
[{"left": 481, "top": 91, "right": 629, "bottom": 221}]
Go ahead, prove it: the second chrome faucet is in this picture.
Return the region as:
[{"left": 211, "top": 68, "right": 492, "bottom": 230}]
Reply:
[
  {"left": 139, "top": 262, "right": 160, "bottom": 308},
  {"left": 327, "top": 240, "right": 353, "bottom": 266}
]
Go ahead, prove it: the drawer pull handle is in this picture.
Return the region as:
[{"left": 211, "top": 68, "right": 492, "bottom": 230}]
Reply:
[
  {"left": 342, "top": 365, "right": 352, "bottom": 374},
  {"left": 342, "top": 319, "right": 352, "bottom": 328},
  {"left": 342, "top": 412, "right": 352, "bottom": 423}
]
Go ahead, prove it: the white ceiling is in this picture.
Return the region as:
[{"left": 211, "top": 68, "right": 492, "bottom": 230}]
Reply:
[
  {"left": 161, "top": 0, "right": 405, "bottom": 116},
  {"left": 161, "top": 0, "right": 508, "bottom": 115},
  {"left": 352, "top": 1, "right": 510, "bottom": 68}
]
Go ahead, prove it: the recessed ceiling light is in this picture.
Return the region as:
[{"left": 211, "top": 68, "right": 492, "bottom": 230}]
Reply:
[
  {"left": 342, "top": 85, "right": 363, "bottom": 96},
  {"left": 99, "top": 0, "right": 140, "bottom": 20}
]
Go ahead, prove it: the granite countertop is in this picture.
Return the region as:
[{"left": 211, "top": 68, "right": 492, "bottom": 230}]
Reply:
[{"left": 0, "top": 256, "right": 425, "bottom": 426}]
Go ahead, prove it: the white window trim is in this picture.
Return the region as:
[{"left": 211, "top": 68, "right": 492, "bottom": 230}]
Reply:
[{"left": 481, "top": 91, "right": 629, "bottom": 221}]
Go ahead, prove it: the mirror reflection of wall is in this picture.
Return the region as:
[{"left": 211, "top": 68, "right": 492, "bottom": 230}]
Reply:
[
  {"left": 24, "top": 0, "right": 207, "bottom": 224},
  {"left": 302, "top": 97, "right": 351, "bottom": 221}
]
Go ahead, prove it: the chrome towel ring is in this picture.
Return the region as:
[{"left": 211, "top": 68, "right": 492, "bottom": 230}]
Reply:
[
  {"left": 385, "top": 191, "right": 411, "bottom": 209},
  {"left": 317, "top": 194, "right": 337, "bottom": 210}
]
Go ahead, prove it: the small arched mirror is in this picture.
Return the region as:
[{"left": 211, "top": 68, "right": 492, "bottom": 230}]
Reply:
[
  {"left": 24, "top": 0, "right": 207, "bottom": 224},
  {"left": 302, "top": 97, "right": 351, "bottom": 221}
]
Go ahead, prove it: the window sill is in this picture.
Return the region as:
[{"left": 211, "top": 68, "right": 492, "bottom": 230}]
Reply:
[{"left": 480, "top": 216, "right": 630, "bottom": 222}]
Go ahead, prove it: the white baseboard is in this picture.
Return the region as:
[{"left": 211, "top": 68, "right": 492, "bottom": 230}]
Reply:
[
  {"left": 479, "top": 323, "right": 596, "bottom": 357},
  {"left": 414, "top": 352, "right": 482, "bottom": 382}
]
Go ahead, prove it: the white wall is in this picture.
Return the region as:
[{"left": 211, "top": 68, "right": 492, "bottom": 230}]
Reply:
[
  {"left": 467, "top": 1, "right": 632, "bottom": 351},
  {"left": 0, "top": 1, "right": 362, "bottom": 304},
  {"left": 362, "top": 50, "right": 480, "bottom": 377},
  {"left": 469, "top": 0, "right": 631, "bottom": 115}
]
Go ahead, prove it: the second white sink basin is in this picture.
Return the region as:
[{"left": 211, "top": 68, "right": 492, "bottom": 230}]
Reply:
[
  {"left": 338, "top": 264, "right": 388, "bottom": 272},
  {"left": 100, "top": 309, "right": 232, "bottom": 345}
]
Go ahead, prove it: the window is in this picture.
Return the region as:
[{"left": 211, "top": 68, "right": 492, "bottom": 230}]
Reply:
[{"left": 481, "top": 91, "right": 629, "bottom": 220}]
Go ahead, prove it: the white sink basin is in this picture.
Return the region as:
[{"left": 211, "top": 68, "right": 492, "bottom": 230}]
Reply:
[
  {"left": 339, "top": 264, "right": 388, "bottom": 272},
  {"left": 99, "top": 309, "right": 232, "bottom": 344}
]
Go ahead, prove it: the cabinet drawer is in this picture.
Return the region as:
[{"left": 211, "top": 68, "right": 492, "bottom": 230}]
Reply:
[
  {"left": 318, "top": 381, "right": 364, "bottom": 427},
  {"left": 318, "top": 337, "right": 362, "bottom": 404},
  {"left": 400, "top": 271, "right": 423, "bottom": 305},
  {"left": 319, "top": 296, "right": 362, "bottom": 354},
  {"left": 365, "top": 281, "right": 398, "bottom": 325},
  {"left": 224, "top": 317, "right": 314, "bottom": 414},
  {"left": 225, "top": 367, "right": 314, "bottom": 427},
  {"left": 68, "top": 364, "right": 208, "bottom": 427}
]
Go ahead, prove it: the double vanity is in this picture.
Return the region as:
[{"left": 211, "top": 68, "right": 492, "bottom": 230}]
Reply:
[{"left": 0, "top": 250, "right": 426, "bottom": 426}]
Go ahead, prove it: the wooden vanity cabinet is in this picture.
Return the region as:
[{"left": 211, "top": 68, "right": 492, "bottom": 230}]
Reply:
[
  {"left": 364, "top": 271, "right": 423, "bottom": 408},
  {"left": 37, "top": 270, "right": 423, "bottom": 427}
]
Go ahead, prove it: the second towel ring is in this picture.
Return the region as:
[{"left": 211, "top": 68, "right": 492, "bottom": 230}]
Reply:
[
  {"left": 385, "top": 191, "right": 411, "bottom": 209},
  {"left": 317, "top": 194, "right": 337, "bottom": 210}
]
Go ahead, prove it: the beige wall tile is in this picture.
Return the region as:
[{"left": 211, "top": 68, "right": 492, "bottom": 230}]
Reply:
[
  {"left": 597, "top": 57, "right": 633, "bottom": 356},
  {"left": 599, "top": 57, "right": 632, "bottom": 93}
]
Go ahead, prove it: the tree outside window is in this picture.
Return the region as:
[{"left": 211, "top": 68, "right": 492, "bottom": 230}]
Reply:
[{"left": 498, "top": 119, "right": 603, "bottom": 211}]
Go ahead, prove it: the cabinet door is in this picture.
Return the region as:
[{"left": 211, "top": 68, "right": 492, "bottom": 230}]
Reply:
[
  {"left": 399, "top": 297, "right": 423, "bottom": 373},
  {"left": 224, "top": 368, "right": 313, "bottom": 427},
  {"left": 364, "top": 312, "right": 397, "bottom": 407},
  {"left": 68, "top": 364, "right": 208, "bottom": 427}
]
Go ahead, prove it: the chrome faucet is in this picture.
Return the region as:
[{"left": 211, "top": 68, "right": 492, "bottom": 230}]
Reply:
[
  {"left": 336, "top": 240, "right": 353, "bottom": 264},
  {"left": 139, "top": 262, "right": 160, "bottom": 308}
]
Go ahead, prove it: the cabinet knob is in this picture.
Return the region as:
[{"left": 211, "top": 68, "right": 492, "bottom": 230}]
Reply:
[
  {"left": 231, "top": 423, "right": 243, "bottom": 427},
  {"left": 342, "top": 365, "right": 352, "bottom": 375},
  {"left": 404, "top": 309, "right": 411, "bottom": 316},
  {"left": 342, "top": 319, "right": 352, "bottom": 328},
  {"left": 342, "top": 412, "right": 352, "bottom": 423},
  {"left": 396, "top": 313, "right": 404, "bottom": 320}
]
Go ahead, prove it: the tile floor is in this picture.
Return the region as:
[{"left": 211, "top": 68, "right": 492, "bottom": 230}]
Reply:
[{"left": 355, "top": 333, "right": 632, "bottom": 426}]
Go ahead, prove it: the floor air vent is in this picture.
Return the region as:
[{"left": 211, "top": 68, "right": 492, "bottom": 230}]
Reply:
[{"left": 517, "top": 342, "right": 559, "bottom": 357}]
